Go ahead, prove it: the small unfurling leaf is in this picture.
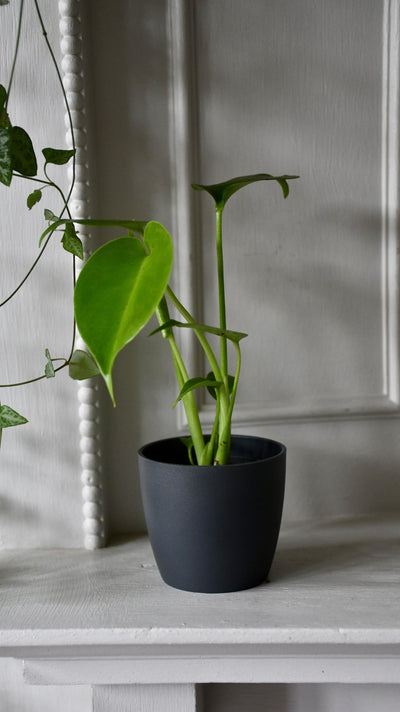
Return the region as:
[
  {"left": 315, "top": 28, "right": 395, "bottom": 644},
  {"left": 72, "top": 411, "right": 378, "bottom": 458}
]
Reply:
[
  {"left": 173, "top": 376, "right": 222, "bottom": 408},
  {"left": 44, "top": 348, "right": 55, "bottom": 379}
]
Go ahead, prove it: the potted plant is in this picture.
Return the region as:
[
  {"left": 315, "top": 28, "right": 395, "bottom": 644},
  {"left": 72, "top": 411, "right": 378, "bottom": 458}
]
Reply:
[{"left": 1, "top": 0, "right": 298, "bottom": 592}]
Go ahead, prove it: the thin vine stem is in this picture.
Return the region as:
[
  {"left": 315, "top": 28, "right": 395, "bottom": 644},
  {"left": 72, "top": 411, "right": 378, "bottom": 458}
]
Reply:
[
  {"left": 0, "top": 231, "right": 53, "bottom": 307},
  {"left": 33, "top": 0, "right": 76, "bottom": 210},
  {"left": 1, "top": 1, "right": 78, "bottom": 386},
  {"left": 5, "top": 0, "right": 24, "bottom": 111},
  {"left": 0, "top": 359, "right": 68, "bottom": 388}
]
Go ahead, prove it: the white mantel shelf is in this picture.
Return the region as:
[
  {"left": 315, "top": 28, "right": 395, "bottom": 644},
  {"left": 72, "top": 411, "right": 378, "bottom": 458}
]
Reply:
[{"left": 1, "top": 515, "right": 400, "bottom": 691}]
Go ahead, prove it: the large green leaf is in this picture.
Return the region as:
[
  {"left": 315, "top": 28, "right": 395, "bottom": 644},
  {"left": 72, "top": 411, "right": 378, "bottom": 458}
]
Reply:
[
  {"left": 74, "top": 221, "right": 173, "bottom": 403},
  {"left": 192, "top": 173, "right": 299, "bottom": 210}
]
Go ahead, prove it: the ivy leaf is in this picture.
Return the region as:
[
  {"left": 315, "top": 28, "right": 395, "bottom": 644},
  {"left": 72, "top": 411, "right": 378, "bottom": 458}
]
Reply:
[
  {"left": 44, "top": 348, "right": 55, "bottom": 379},
  {"left": 69, "top": 349, "right": 100, "bottom": 380},
  {"left": 0, "top": 404, "right": 28, "bottom": 428},
  {"left": 11, "top": 125, "right": 37, "bottom": 177},
  {"left": 173, "top": 376, "right": 222, "bottom": 408},
  {"left": 27, "top": 188, "right": 42, "bottom": 210},
  {"left": 191, "top": 173, "right": 299, "bottom": 211},
  {"left": 0, "top": 1, "right": 10, "bottom": 6},
  {"left": 150, "top": 319, "right": 247, "bottom": 343},
  {"left": 206, "top": 371, "right": 235, "bottom": 400},
  {"left": 61, "top": 222, "right": 83, "bottom": 259},
  {"left": 42, "top": 147, "right": 75, "bottom": 165},
  {"left": 0, "top": 125, "right": 12, "bottom": 185},
  {"left": 74, "top": 221, "right": 173, "bottom": 405}
]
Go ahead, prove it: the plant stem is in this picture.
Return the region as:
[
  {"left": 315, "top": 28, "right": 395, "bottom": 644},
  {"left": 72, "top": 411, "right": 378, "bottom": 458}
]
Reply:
[
  {"left": 0, "top": 231, "right": 53, "bottom": 307},
  {"left": 155, "top": 298, "right": 206, "bottom": 463},
  {"left": 216, "top": 207, "right": 228, "bottom": 383},
  {"left": 165, "top": 284, "right": 232, "bottom": 462},
  {"left": 0, "top": 359, "right": 68, "bottom": 388},
  {"left": 33, "top": 0, "right": 76, "bottom": 210},
  {"left": 165, "top": 285, "right": 225, "bottom": 388},
  {"left": 5, "top": 0, "right": 24, "bottom": 111}
]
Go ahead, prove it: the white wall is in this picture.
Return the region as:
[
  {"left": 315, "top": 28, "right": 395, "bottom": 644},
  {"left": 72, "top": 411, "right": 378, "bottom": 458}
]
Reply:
[{"left": 0, "top": 0, "right": 82, "bottom": 548}]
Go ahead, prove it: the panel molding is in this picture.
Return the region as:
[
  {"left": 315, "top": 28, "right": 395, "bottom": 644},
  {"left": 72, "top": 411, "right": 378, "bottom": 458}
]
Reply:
[
  {"left": 168, "top": 0, "right": 400, "bottom": 428},
  {"left": 59, "top": 0, "right": 106, "bottom": 548}
]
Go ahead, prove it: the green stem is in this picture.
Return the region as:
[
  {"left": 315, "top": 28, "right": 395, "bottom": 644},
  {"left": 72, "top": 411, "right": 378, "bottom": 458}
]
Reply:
[
  {"left": 216, "top": 208, "right": 228, "bottom": 383},
  {"left": 5, "top": 0, "right": 24, "bottom": 111},
  {"left": 165, "top": 284, "right": 232, "bottom": 457},
  {"left": 213, "top": 342, "right": 242, "bottom": 464},
  {"left": 165, "top": 286, "right": 226, "bottom": 392},
  {"left": 33, "top": 0, "right": 76, "bottom": 210},
  {"left": 0, "top": 359, "right": 68, "bottom": 388},
  {"left": 227, "top": 341, "right": 241, "bottom": 421},
  {"left": 0, "top": 232, "right": 53, "bottom": 307},
  {"left": 155, "top": 298, "right": 206, "bottom": 463}
]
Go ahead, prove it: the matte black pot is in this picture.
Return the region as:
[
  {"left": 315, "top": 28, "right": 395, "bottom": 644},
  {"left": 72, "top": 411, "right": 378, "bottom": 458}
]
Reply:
[{"left": 138, "top": 435, "right": 286, "bottom": 593}]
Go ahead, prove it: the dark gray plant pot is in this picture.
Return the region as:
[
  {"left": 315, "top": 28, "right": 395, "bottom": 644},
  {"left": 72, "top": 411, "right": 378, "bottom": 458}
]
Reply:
[{"left": 138, "top": 435, "right": 286, "bottom": 593}]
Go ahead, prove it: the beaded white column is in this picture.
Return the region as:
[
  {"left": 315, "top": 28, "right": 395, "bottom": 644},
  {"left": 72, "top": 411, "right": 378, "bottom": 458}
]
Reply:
[{"left": 59, "top": 0, "right": 106, "bottom": 549}]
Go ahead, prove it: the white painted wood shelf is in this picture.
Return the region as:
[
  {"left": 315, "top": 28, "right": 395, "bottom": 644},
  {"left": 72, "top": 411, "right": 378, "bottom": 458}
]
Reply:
[{"left": 0, "top": 516, "right": 399, "bottom": 708}]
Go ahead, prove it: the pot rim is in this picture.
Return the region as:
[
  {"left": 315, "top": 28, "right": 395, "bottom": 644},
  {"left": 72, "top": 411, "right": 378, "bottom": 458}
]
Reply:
[{"left": 138, "top": 434, "right": 286, "bottom": 467}]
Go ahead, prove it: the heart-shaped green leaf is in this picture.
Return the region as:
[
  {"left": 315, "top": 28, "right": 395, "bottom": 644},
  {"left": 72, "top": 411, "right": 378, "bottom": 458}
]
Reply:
[
  {"left": 11, "top": 126, "right": 37, "bottom": 177},
  {"left": 69, "top": 349, "right": 100, "bottom": 380},
  {"left": 74, "top": 221, "right": 173, "bottom": 403},
  {"left": 192, "top": 173, "right": 299, "bottom": 210},
  {"left": 27, "top": 189, "right": 42, "bottom": 210},
  {"left": 42, "top": 147, "right": 75, "bottom": 165},
  {"left": 44, "top": 208, "right": 57, "bottom": 222},
  {"left": 0, "top": 404, "right": 28, "bottom": 428}
]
